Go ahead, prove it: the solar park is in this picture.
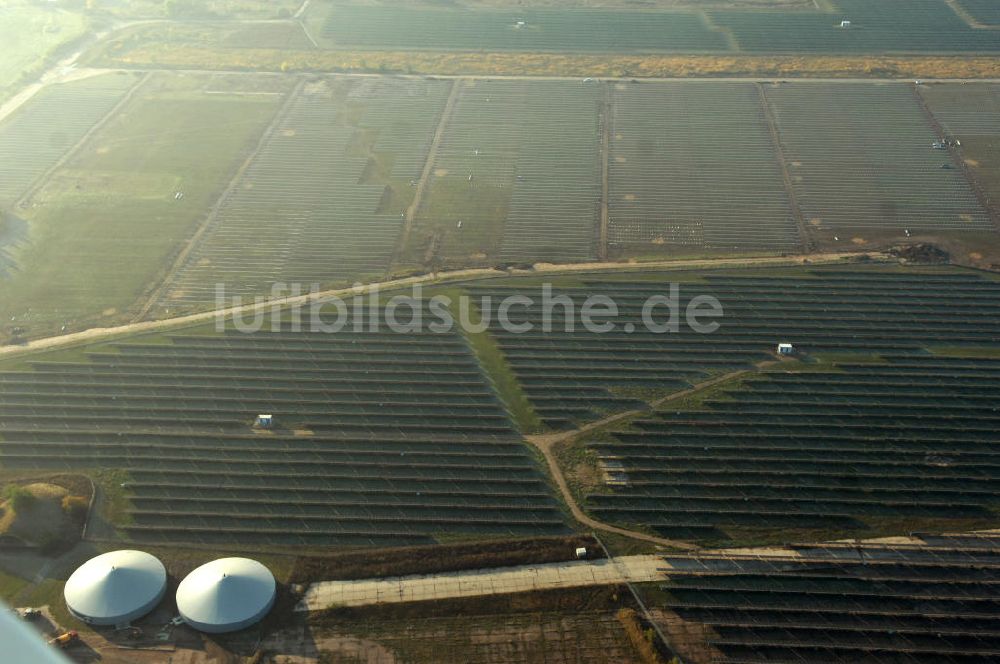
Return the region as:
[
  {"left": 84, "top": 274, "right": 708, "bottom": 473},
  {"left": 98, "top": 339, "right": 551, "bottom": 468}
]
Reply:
[
  {"left": 658, "top": 533, "right": 1000, "bottom": 663},
  {"left": 0, "top": 8, "right": 998, "bottom": 654},
  {"left": 313, "top": 1, "right": 1000, "bottom": 55},
  {"left": 0, "top": 306, "right": 567, "bottom": 547},
  {"left": 3, "top": 264, "right": 999, "bottom": 551},
  {"left": 2, "top": 73, "right": 996, "bottom": 338}
]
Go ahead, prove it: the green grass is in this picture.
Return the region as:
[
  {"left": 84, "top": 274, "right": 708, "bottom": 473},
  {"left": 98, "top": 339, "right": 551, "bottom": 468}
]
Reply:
[
  {"left": 409, "top": 178, "right": 512, "bottom": 268},
  {"left": 91, "top": 469, "right": 132, "bottom": 529},
  {"left": 0, "top": 4, "right": 89, "bottom": 97},
  {"left": 446, "top": 288, "right": 544, "bottom": 433},
  {"left": 0, "top": 75, "right": 283, "bottom": 341},
  {"left": 930, "top": 346, "right": 1000, "bottom": 359},
  {"left": 0, "top": 568, "right": 30, "bottom": 602}
]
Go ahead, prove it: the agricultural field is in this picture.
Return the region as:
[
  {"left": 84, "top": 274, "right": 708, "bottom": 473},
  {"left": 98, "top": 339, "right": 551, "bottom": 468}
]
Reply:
[
  {"left": 0, "top": 73, "right": 287, "bottom": 341},
  {"left": 159, "top": 76, "right": 450, "bottom": 310},
  {"left": 404, "top": 80, "right": 602, "bottom": 269},
  {"left": 0, "top": 305, "right": 566, "bottom": 547},
  {"left": 653, "top": 534, "right": 1000, "bottom": 664},
  {"left": 470, "top": 266, "right": 1000, "bottom": 430},
  {"left": 920, "top": 82, "right": 1000, "bottom": 258},
  {"left": 763, "top": 82, "right": 991, "bottom": 248},
  {"left": 0, "top": 3, "right": 89, "bottom": 99},
  {"left": 608, "top": 82, "right": 798, "bottom": 254}
]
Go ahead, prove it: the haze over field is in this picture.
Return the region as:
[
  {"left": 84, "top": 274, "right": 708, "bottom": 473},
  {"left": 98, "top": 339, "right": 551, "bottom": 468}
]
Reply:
[{"left": 0, "top": 2, "right": 999, "bottom": 663}]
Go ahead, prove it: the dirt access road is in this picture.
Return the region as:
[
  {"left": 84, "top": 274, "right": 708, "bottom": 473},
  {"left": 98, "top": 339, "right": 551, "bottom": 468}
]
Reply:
[
  {"left": 525, "top": 362, "right": 777, "bottom": 552},
  {"left": 0, "top": 251, "right": 878, "bottom": 361}
]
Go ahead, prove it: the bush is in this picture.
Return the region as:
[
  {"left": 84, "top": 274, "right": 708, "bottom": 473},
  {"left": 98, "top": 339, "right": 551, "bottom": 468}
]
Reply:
[
  {"left": 2, "top": 485, "right": 35, "bottom": 512},
  {"left": 61, "top": 495, "right": 89, "bottom": 520},
  {"left": 617, "top": 608, "right": 666, "bottom": 664}
]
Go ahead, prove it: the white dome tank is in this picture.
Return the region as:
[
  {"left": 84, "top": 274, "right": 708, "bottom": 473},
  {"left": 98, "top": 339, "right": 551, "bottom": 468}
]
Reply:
[
  {"left": 64, "top": 550, "right": 167, "bottom": 626},
  {"left": 176, "top": 557, "right": 276, "bottom": 633}
]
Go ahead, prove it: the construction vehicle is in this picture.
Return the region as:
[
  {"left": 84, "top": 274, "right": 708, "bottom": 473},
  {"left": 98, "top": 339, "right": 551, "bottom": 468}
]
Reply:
[{"left": 49, "top": 631, "right": 78, "bottom": 649}]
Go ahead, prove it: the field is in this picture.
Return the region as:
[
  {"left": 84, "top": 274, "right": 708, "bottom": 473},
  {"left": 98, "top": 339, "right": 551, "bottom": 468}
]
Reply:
[
  {"left": 0, "top": 74, "right": 138, "bottom": 206},
  {"left": 2, "top": 75, "right": 999, "bottom": 339},
  {"left": 318, "top": 5, "right": 730, "bottom": 52},
  {"left": 0, "top": 305, "right": 567, "bottom": 547},
  {"left": 0, "top": 73, "right": 286, "bottom": 340},
  {"left": 764, "top": 82, "right": 991, "bottom": 248},
  {"left": 158, "top": 77, "right": 449, "bottom": 310},
  {"left": 608, "top": 82, "right": 798, "bottom": 253},
  {"left": 652, "top": 534, "right": 1000, "bottom": 663},
  {"left": 308, "top": 1, "right": 1000, "bottom": 54},
  {"left": 475, "top": 266, "right": 1000, "bottom": 542},
  {"left": 404, "top": 80, "right": 602, "bottom": 268},
  {"left": 713, "top": 0, "right": 1000, "bottom": 53},
  {"left": 919, "top": 82, "right": 1000, "bottom": 247},
  {"left": 289, "top": 585, "right": 645, "bottom": 664},
  {"left": 0, "top": 3, "right": 89, "bottom": 98}
]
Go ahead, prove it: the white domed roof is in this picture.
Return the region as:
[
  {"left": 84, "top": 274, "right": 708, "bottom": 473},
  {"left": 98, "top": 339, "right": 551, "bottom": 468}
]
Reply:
[
  {"left": 64, "top": 550, "right": 166, "bottom": 626},
  {"left": 176, "top": 558, "right": 276, "bottom": 633}
]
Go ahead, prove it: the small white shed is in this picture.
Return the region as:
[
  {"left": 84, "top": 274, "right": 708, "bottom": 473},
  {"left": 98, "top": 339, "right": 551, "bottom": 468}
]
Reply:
[
  {"left": 840, "top": 20, "right": 851, "bottom": 28},
  {"left": 777, "top": 343, "right": 795, "bottom": 356},
  {"left": 254, "top": 414, "right": 273, "bottom": 429},
  {"left": 575, "top": 547, "right": 588, "bottom": 559}
]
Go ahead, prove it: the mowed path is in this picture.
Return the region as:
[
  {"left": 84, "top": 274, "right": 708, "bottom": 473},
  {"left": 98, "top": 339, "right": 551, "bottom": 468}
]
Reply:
[{"left": 295, "top": 555, "right": 666, "bottom": 611}]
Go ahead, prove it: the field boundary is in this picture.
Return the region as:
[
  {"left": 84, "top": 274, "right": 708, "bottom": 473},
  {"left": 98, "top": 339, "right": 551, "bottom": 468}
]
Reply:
[
  {"left": 912, "top": 82, "right": 1000, "bottom": 232},
  {"left": 132, "top": 77, "right": 308, "bottom": 322},
  {"left": 390, "top": 77, "right": 460, "bottom": 274},
  {"left": 756, "top": 82, "right": 811, "bottom": 252}
]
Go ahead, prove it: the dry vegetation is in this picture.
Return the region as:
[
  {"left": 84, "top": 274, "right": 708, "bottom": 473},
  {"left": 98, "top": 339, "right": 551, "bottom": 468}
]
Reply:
[
  {"left": 617, "top": 608, "right": 673, "bottom": 664},
  {"left": 98, "top": 45, "right": 1000, "bottom": 79},
  {"left": 0, "top": 480, "right": 89, "bottom": 551},
  {"left": 289, "top": 535, "right": 602, "bottom": 583}
]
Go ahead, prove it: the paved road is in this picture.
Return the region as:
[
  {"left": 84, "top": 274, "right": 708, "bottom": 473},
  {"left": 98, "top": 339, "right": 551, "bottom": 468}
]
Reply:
[{"left": 295, "top": 554, "right": 667, "bottom": 611}]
